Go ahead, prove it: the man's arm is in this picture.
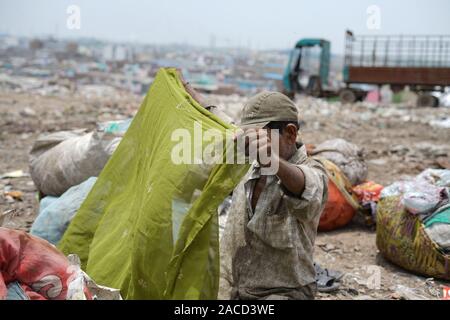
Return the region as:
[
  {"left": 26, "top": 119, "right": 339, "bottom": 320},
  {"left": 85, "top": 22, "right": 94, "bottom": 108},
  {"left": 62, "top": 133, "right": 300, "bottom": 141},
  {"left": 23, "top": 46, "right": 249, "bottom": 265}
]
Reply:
[
  {"left": 244, "top": 129, "right": 306, "bottom": 196},
  {"left": 276, "top": 158, "right": 306, "bottom": 196},
  {"left": 177, "top": 69, "right": 208, "bottom": 108}
]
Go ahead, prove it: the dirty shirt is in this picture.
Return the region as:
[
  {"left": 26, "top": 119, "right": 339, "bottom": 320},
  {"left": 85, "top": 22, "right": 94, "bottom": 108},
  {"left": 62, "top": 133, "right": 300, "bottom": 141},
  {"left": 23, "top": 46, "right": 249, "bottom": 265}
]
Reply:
[{"left": 219, "top": 145, "right": 328, "bottom": 300}]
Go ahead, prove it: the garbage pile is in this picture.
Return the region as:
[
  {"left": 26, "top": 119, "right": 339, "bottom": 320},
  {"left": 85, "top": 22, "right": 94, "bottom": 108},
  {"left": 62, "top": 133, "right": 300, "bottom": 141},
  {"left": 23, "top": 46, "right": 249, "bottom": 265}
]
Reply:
[{"left": 296, "top": 95, "right": 450, "bottom": 131}]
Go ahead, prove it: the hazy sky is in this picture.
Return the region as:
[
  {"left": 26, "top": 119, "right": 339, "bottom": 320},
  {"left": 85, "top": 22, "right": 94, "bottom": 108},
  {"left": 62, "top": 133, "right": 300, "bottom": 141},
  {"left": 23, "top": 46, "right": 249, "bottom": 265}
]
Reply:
[{"left": 1, "top": 0, "right": 449, "bottom": 53}]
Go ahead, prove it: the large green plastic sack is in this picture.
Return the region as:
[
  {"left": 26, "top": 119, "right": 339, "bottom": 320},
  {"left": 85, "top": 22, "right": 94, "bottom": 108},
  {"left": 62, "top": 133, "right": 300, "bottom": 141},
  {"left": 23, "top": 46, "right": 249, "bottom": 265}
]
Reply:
[{"left": 58, "top": 68, "right": 248, "bottom": 299}]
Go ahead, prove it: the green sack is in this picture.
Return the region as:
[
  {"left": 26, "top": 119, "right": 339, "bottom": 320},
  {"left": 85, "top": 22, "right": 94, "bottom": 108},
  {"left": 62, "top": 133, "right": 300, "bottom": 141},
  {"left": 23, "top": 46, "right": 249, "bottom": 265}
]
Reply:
[{"left": 58, "top": 68, "right": 249, "bottom": 299}]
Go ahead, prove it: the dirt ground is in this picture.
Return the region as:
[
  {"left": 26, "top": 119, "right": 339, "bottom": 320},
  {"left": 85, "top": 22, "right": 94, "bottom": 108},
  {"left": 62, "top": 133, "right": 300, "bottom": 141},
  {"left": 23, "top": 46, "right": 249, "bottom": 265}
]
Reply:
[{"left": 1, "top": 90, "right": 449, "bottom": 300}]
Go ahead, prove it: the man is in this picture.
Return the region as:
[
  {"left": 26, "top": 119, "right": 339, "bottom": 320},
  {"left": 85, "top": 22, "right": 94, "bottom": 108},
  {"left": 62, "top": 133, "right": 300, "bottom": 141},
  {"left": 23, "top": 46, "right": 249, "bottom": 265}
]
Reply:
[
  {"left": 180, "top": 74, "right": 328, "bottom": 300},
  {"left": 218, "top": 91, "right": 328, "bottom": 300}
]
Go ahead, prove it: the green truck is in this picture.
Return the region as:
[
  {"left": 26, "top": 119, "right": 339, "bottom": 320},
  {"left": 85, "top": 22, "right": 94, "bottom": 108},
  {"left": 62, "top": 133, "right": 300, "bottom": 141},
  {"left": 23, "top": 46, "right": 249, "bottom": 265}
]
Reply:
[{"left": 283, "top": 30, "right": 450, "bottom": 107}]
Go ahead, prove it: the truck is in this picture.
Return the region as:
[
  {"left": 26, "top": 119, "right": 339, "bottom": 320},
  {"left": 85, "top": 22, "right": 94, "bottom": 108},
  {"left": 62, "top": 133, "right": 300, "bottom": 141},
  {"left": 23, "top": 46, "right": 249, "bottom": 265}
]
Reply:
[{"left": 283, "top": 30, "right": 450, "bottom": 107}]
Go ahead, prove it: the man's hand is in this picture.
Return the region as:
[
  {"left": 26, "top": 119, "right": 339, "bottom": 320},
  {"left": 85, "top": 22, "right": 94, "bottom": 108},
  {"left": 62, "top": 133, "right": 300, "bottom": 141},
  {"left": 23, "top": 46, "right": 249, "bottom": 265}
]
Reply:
[
  {"left": 247, "top": 129, "right": 279, "bottom": 168},
  {"left": 234, "top": 128, "right": 305, "bottom": 195},
  {"left": 176, "top": 69, "right": 207, "bottom": 107},
  {"left": 234, "top": 129, "right": 280, "bottom": 168}
]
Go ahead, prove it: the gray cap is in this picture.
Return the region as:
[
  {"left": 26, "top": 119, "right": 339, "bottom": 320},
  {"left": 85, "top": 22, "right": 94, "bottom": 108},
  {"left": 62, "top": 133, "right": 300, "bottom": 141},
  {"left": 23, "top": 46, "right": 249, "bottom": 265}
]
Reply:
[{"left": 239, "top": 91, "right": 298, "bottom": 129}]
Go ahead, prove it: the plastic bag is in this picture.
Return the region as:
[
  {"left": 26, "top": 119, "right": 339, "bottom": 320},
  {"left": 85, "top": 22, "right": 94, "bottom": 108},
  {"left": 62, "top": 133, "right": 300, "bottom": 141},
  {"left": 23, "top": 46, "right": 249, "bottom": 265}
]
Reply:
[
  {"left": 402, "top": 188, "right": 444, "bottom": 215},
  {"left": 58, "top": 68, "right": 249, "bottom": 300},
  {"left": 30, "top": 130, "right": 120, "bottom": 196},
  {"left": 65, "top": 254, "right": 122, "bottom": 300},
  {"left": 416, "top": 169, "right": 450, "bottom": 188},
  {"left": 30, "top": 177, "right": 97, "bottom": 245},
  {"left": 311, "top": 138, "right": 367, "bottom": 186}
]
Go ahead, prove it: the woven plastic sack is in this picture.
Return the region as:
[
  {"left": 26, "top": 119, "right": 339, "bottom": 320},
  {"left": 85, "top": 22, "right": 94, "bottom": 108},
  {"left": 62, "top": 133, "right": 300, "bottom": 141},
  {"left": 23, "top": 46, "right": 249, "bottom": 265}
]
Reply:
[
  {"left": 30, "top": 130, "right": 120, "bottom": 196},
  {"left": 58, "top": 68, "right": 249, "bottom": 300},
  {"left": 311, "top": 139, "right": 367, "bottom": 186},
  {"left": 376, "top": 196, "right": 450, "bottom": 280},
  {"left": 317, "top": 159, "right": 360, "bottom": 231}
]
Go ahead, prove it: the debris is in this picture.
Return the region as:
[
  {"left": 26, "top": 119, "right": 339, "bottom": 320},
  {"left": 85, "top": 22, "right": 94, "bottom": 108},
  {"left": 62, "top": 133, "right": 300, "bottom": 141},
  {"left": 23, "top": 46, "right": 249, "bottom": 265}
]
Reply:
[
  {"left": 429, "top": 118, "right": 450, "bottom": 129},
  {"left": 19, "top": 107, "right": 36, "bottom": 118},
  {"left": 319, "top": 243, "right": 337, "bottom": 252},
  {"left": 416, "top": 142, "right": 448, "bottom": 157},
  {"left": 436, "top": 157, "right": 450, "bottom": 169},
  {"left": 0, "top": 170, "right": 28, "bottom": 179},
  {"left": 4, "top": 190, "right": 23, "bottom": 201},
  {"left": 391, "top": 285, "right": 429, "bottom": 300},
  {"left": 66, "top": 254, "right": 122, "bottom": 300},
  {"left": 315, "top": 263, "right": 343, "bottom": 292},
  {"left": 390, "top": 144, "right": 409, "bottom": 155},
  {"left": 0, "top": 209, "right": 17, "bottom": 228},
  {"left": 0, "top": 209, "right": 15, "bottom": 227},
  {"left": 353, "top": 181, "right": 384, "bottom": 203},
  {"left": 368, "top": 158, "right": 388, "bottom": 166}
]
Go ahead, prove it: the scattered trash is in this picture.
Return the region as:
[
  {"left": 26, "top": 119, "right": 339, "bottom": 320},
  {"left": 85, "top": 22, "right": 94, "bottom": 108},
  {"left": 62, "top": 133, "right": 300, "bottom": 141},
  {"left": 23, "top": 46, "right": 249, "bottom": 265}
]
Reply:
[
  {"left": 436, "top": 157, "right": 450, "bottom": 170},
  {"left": 429, "top": 118, "right": 450, "bottom": 129},
  {"left": 97, "top": 118, "right": 132, "bottom": 135},
  {"left": 391, "top": 284, "right": 429, "bottom": 300},
  {"left": 0, "top": 170, "right": 28, "bottom": 179},
  {"left": 3, "top": 190, "right": 23, "bottom": 201},
  {"left": 353, "top": 181, "right": 384, "bottom": 226},
  {"left": 0, "top": 209, "right": 17, "bottom": 228},
  {"left": 368, "top": 158, "right": 388, "bottom": 166},
  {"left": 318, "top": 243, "right": 338, "bottom": 253},
  {"left": 353, "top": 181, "right": 384, "bottom": 203},
  {"left": 315, "top": 263, "right": 343, "bottom": 292},
  {"left": 0, "top": 210, "right": 14, "bottom": 227},
  {"left": 66, "top": 254, "right": 122, "bottom": 300}
]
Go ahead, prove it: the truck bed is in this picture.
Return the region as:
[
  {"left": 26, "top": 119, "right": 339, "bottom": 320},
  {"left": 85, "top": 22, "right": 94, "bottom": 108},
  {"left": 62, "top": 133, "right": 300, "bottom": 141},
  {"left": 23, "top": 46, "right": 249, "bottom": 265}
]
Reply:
[{"left": 346, "top": 66, "right": 450, "bottom": 86}]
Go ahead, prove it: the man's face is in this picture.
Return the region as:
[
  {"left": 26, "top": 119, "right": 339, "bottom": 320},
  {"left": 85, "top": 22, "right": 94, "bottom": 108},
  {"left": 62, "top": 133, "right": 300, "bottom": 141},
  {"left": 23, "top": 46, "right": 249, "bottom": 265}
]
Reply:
[{"left": 265, "top": 123, "right": 298, "bottom": 160}]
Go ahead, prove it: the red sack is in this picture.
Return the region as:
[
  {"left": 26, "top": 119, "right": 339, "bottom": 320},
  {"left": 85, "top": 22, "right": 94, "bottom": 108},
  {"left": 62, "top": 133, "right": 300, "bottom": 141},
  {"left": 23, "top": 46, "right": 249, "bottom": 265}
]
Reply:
[
  {"left": 0, "top": 227, "right": 74, "bottom": 300},
  {"left": 353, "top": 181, "right": 384, "bottom": 203}
]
